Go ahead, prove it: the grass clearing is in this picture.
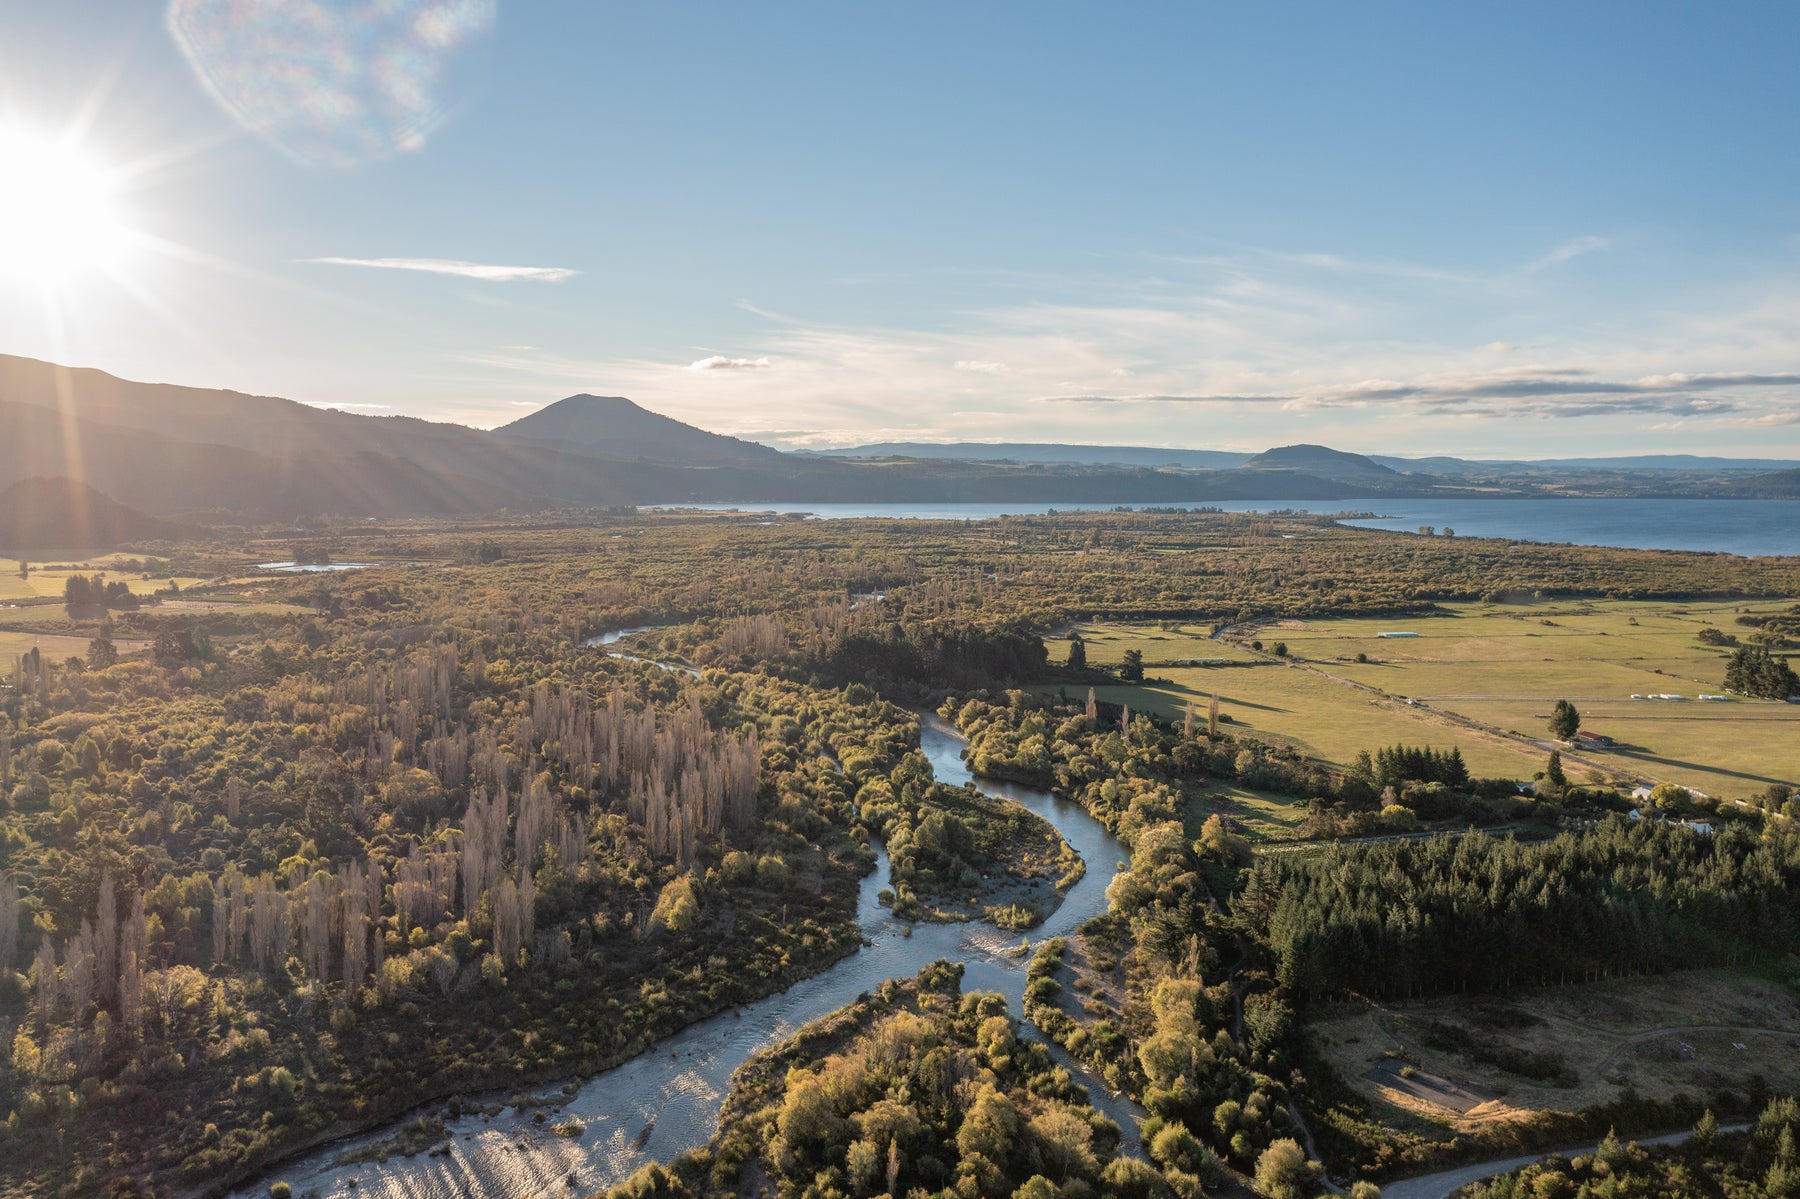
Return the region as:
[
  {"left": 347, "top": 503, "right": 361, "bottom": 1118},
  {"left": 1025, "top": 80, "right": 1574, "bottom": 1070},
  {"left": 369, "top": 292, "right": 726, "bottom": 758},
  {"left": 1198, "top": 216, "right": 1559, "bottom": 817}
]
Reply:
[
  {"left": 1182, "top": 782, "right": 1312, "bottom": 843},
  {"left": 1309, "top": 969, "right": 1800, "bottom": 1133},
  {"left": 1060, "top": 602, "right": 1800, "bottom": 800}
]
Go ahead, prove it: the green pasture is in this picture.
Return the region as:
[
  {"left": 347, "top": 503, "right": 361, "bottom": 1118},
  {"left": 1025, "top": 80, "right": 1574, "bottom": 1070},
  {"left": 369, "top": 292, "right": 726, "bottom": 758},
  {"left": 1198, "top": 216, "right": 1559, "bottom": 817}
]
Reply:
[
  {"left": 1060, "top": 602, "right": 1799, "bottom": 798},
  {"left": 1440, "top": 696, "right": 1797, "bottom": 798},
  {"left": 1060, "top": 621, "right": 1551, "bottom": 779},
  {"left": 1078, "top": 672, "right": 1551, "bottom": 783},
  {"left": 1277, "top": 598, "right": 1791, "bottom": 701}
]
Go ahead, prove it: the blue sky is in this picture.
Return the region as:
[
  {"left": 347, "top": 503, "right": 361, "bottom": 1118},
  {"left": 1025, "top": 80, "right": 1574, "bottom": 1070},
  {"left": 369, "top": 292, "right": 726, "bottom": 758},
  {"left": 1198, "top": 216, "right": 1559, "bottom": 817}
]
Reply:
[{"left": 2, "top": 1, "right": 1798, "bottom": 458}]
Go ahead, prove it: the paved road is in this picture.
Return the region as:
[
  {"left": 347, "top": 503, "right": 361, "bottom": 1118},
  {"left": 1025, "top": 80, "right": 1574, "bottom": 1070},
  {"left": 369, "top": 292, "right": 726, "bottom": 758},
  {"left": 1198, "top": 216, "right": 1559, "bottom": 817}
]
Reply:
[{"left": 1380, "top": 1124, "right": 1749, "bottom": 1199}]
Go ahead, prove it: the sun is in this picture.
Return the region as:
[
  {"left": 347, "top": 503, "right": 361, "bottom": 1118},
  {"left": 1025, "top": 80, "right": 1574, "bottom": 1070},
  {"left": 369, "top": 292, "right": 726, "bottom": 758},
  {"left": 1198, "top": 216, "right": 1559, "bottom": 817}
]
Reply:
[{"left": 0, "top": 127, "right": 135, "bottom": 287}]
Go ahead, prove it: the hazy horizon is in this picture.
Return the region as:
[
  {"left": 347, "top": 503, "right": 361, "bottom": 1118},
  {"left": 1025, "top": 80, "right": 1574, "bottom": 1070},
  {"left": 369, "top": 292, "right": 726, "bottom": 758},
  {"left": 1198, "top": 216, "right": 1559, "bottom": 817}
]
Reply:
[{"left": 4, "top": 3, "right": 1799, "bottom": 459}]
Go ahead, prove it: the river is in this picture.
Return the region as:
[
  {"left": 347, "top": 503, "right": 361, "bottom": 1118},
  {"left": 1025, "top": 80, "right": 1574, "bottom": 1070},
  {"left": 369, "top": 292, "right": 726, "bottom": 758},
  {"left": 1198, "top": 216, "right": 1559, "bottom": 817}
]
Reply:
[{"left": 231, "top": 713, "right": 1138, "bottom": 1199}]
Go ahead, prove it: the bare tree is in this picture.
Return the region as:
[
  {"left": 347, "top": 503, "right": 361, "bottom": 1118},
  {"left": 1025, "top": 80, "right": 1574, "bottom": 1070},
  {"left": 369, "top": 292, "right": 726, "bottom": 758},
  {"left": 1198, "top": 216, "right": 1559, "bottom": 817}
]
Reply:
[
  {"left": 342, "top": 872, "right": 368, "bottom": 987},
  {"left": 33, "top": 939, "right": 58, "bottom": 1034},
  {"left": 64, "top": 921, "right": 95, "bottom": 1022},
  {"left": 95, "top": 870, "right": 118, "bottom": 1006},
  {"left": 0, "top": 871, "right": 19, "bottom": 971},
  {"left": 494, "top": 877, "right": 522, "bottom": 965}
]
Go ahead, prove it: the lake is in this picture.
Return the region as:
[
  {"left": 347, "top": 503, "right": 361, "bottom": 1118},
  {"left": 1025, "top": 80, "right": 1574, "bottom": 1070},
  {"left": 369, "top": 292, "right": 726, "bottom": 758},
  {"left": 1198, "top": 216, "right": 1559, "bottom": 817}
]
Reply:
[{"left": 653, "top": 497, "right": 1800, "bottom": 557}]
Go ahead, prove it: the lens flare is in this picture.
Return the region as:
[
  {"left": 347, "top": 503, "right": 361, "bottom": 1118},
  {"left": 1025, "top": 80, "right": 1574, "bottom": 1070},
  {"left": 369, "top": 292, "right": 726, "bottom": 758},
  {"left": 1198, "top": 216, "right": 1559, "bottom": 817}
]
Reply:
[
  {"left": 0, "top": 128, "right": 132, "bottom": 285},
  {"left": 167, "top": 0, "right": 497, "bottom": 169}
]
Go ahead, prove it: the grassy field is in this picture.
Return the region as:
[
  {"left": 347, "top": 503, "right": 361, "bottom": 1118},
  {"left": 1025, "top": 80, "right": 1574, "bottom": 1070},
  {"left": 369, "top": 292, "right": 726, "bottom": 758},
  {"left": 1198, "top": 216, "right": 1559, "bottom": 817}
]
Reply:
[
  {"left": 1275, "top": 599, "right": 1799, "bottom": 798},
  {"left": 1057, "top": 601, "right": 1800, "bottom": 799},
  {"left": 0, "top": 631, "right": 152, "bottom": 661},
  {"left": 1055, "top": 622, "right": 1555, "bottom": 783},
  {"left": 0, "top": 555, "right": 210, "bottom": 601},
  {"left": 1309, "top": 970, "right": 1800, "bottom": 1133}
]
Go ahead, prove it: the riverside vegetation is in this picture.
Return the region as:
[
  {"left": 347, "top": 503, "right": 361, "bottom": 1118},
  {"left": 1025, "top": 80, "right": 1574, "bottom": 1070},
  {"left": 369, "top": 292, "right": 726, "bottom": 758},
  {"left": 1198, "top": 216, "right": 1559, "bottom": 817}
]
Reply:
[
  {"left": 0, "top": 508, "right": 1795, "bottom": 1197},
  {"left": 603, "top": 961, "right": 1165, "bottom": 1199},
  {"left": 1459, "top": 1099, "right": 1800, "bottom": 1199}
]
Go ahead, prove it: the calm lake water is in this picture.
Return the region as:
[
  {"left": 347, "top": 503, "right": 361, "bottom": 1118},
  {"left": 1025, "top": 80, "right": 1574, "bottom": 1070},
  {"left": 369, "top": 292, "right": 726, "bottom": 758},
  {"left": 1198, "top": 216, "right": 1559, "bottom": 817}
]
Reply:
[{"left": 656, "top": 497, "right": 1800, "bottom": 557}]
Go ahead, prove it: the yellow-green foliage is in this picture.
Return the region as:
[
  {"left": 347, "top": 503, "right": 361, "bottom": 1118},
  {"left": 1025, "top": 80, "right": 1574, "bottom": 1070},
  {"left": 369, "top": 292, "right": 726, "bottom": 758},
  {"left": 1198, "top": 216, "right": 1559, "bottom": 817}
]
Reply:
[{"left": 688, "top": 962, "right": 1122, "bottom": 1199}]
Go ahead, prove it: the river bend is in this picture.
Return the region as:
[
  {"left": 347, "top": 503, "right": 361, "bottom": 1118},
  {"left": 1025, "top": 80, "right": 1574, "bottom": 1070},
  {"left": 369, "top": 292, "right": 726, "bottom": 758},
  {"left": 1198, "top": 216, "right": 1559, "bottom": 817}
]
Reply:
[{"left": 232, "top": 712, "right": 1137, "bottom": 1199}]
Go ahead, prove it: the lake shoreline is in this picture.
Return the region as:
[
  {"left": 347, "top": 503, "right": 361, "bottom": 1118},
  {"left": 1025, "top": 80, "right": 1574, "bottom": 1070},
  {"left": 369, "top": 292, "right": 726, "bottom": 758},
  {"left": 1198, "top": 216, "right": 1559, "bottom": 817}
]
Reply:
[{"left": 648, "top": 497, "right": 1800, "bottom": 557}]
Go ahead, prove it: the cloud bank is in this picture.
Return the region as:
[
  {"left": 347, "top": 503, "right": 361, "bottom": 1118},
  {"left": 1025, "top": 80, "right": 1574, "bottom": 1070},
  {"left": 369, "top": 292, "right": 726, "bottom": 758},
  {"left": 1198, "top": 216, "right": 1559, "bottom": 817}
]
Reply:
[
  {"left": 687, "top": 355, "right": 771, "bottom": 371},
  {"left": 305, "top": 257, "right": 579, "bottom": 282}
]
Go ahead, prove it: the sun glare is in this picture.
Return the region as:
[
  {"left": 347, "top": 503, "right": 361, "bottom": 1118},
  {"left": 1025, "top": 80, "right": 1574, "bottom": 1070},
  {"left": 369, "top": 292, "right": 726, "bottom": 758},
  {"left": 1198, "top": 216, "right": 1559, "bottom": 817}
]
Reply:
[{"left": 0, "top": 127, "right": 134, "bottom": 286}]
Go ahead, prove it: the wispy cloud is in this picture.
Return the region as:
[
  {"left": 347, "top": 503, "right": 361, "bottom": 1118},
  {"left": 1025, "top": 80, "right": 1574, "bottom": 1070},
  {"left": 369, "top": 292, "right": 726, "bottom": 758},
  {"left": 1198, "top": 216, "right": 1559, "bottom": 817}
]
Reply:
[
  {"left": 1527, "top": 235, "right": 1609, "bottom": 272},
  {"left": 304, "top": 257, "right": 579, "bottom": 282},
  {"left": 1044, "top": 371, "right": 1800, "bottom": 420},
  {"left": 687, "top": 355, "right": 771, "bottom": 371},
  {"left": 1043, "top": 393, "right": 1291, "bottom": 405}
]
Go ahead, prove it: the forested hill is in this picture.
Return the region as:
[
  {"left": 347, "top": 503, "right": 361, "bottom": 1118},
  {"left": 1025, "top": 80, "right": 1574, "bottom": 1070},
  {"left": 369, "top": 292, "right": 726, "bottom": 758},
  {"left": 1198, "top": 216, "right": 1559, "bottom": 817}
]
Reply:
[
  {"left": 1241, "top": 444, "right": 1403, "bottom": 483},
  {"left": 1719, "top": 468, "right": 1800, "bottom": 498},
  {"left": 0, "top": 477, "right": 182, "bottom": 550}
]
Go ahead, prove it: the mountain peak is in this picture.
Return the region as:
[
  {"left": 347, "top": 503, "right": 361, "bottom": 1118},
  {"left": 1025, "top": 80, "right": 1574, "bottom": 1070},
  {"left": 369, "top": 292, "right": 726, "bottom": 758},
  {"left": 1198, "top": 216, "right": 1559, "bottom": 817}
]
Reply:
[
  {"left": 1241, "top": 444, "right": 1399, "bottom": 479},
  {"left": 556, "top": 393, "right": 646, "bottom": 409},
  {"left": 496, "top": 393, "right": 781, "bottom": 466}
]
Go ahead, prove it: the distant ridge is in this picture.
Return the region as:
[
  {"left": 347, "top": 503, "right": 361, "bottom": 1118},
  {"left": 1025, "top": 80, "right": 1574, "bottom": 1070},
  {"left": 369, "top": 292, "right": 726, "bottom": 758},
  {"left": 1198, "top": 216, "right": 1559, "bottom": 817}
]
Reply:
[
  {"left": 496, "top": 394, "right": 782, "bottom": 466},
  {"left": 0, "top": 352, "right": 1793, "bottom": 519},
  {"left": 1717, "top": 468, "right": 1800, "bottom": 498},
  {"left": 819, "top": 439, "right": 1799, "bottom": 475},
  {"left": 1368, "top": 453, "right": 1800, "bottom": 475},
  {"left": 811, "top": 441, "right": 1252, "bottom": 469}
]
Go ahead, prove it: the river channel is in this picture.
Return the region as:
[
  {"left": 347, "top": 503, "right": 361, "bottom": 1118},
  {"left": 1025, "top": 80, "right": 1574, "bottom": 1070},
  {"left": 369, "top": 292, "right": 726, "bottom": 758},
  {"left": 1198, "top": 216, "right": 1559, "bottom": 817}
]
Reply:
[{"left": 233, "top": 700, "right": 1139, "bottom": 1199}]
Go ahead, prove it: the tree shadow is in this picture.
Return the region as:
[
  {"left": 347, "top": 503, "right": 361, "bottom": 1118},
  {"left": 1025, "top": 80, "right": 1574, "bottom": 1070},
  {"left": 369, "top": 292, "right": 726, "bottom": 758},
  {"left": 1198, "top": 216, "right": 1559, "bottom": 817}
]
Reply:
[{"left": 1607, "top": 747, "right": 1789, "bottom": 788}]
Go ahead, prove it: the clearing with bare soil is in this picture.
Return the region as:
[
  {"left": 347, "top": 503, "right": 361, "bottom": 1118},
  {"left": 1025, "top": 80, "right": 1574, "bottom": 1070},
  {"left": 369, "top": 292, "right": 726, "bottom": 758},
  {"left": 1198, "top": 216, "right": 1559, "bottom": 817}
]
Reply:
[{"left": 1310, "top": 970, "right": 1800, "bottom": 1134}]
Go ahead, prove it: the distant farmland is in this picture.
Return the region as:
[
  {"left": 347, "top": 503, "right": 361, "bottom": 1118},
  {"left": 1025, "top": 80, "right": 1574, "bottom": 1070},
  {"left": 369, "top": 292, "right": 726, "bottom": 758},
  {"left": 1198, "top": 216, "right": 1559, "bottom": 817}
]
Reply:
[{"left": 1060, "top": 598, "right": 1799, "bottom": 799}]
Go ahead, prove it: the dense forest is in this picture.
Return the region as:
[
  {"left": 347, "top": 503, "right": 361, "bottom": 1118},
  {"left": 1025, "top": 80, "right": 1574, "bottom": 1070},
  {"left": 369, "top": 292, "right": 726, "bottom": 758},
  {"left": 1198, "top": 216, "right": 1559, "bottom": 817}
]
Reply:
[{"left": 1252, "top": 819, "right": 1800, "bottom": 1002}]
